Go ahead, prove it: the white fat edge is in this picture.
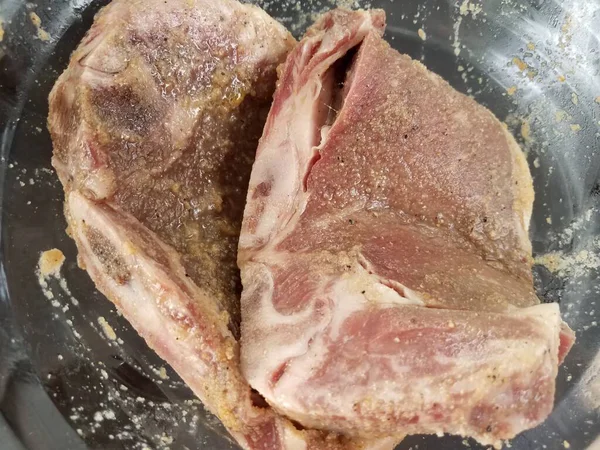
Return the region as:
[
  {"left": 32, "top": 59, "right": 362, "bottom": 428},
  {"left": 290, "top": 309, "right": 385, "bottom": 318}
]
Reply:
[
  {"left": 241, "top": 115, "right": 301, "bottom": 249},
  {"left": 515, "top": 301, "right": 561, "bottom": 320},
  {"left": 107, "top": 267, "right": 214, "bottom": 385},
  {"left": 74, "top": 218, "right": 216, "bottom": 385},
  {"left": 241, "top": 261, "right": 333, "bottom": 399},
  {"left": 243, "top": 24, "right": 376, "bottom": 252},
  {"left": 242, "top": 39, "right": 322, "bottom": 249},
  {"left": 68, "top": 193, "right": 226, "bottom": 368},
  {"left": 247, "top": 79, "right": 326, "bottom": 248},
  {"left": 281, "top": 422, "right": 309, "bottom": 450},
  {"left": 70, "top": 192, "right": 229, "bottom": 335},
  {"left": 511, "top": 303, "right": 562, "bottom": 361},
  {"left": 370, "top": 281, "right": 425, "bottom": 307}
]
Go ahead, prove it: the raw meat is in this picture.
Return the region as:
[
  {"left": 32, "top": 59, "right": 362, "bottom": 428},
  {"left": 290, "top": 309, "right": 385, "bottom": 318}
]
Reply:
[
  {"left": 48, "top": 1, "right": 396, "bottom": 448},
  {"left": 238, "top": 8, "right": 575, "bottom": 447}
]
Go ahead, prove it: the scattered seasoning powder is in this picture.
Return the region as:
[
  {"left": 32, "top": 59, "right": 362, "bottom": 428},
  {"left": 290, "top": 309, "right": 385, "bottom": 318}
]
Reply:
[
  {"left": 29, "top": 12, "right": 50, "bottom": 41},
  {"left": 38, "top": 249, "right": 65, "bottom": 277},
  {"left": 571, "top": 92, "right": 578, "bottom": 105},
  {"left": 97, "top": 316, "right": 117, "bottom": 340}
]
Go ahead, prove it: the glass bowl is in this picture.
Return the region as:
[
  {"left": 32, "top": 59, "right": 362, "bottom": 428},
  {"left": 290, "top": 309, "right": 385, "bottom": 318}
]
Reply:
[{"left": 0, "top": 0, "right": 598, "bottom": 448}]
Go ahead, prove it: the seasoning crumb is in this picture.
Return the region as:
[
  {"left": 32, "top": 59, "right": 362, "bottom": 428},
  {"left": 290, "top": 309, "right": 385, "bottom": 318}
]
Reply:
[
  {"left": 512, "top": 57, "right": 527, "bottom": 72},
  {"left": 557, "top": 75, "right": 566, "bottom": 82},
  {"left": 417, "top": 28, "right": 426, "bottom": 40},
  {"left": 570, "top": 124, "right": 581, "bottom": 132},
  {"left": 571, "top": 92, "right": 578, "bottom": 105},
  {"left": 526, "top": 42, "right": 535, "bottom": 51},
  {"left": 459, "top": 0, "right": 483, "bottom": 17},
  {"left": 533, "top": 157, "right": 540, "bottom": 168},
  {"left": 555, "top": 110, "right": 567, "bottom": 122},
  {"left": 160, "top": 434, "right": 174, "bottom": 445},
  {"left": 0, "top": 18, "right": 4, "bottom": 42},
  {"left": 158, "top": 366, "right": 169, "bottom": 380},
  {"left": 563, "top": 441, "right": 570, "bottom": 449},
  {"left": 29, "top": 12, "right": 50, "bottom": 41},
  {"left": 506, "top": 86, "right": 517, "bottom": 96},
  {"left": 97, "top": 316, "right": 117, "bottom": 341},
  {"left": 38, "top": 249, "right": 65, "bottom": 278}
]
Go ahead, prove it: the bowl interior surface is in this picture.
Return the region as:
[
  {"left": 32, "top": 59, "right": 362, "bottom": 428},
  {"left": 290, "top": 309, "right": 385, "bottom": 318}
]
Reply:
[{"left": 0, "top": 0, "right": 598, "bottom": 449}]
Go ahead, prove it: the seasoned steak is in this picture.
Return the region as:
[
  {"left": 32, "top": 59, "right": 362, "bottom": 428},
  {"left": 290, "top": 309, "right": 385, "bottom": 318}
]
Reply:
[
  {"left": 238, "top": 8, "right": 574, "bottom": 447},
  {"left": 49, "top": 0, "right": 296, "bottom": 333},
  {"left": 49, "top": 1, "right": 400, "bottom": 449}
]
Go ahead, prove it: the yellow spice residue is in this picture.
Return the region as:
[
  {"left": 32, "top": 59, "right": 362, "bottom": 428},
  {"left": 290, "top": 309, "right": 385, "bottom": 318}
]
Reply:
[
  {"left": 526, "top": 42, "right": 536, "bottom": 51},
  {"left": 536, "top": 252, "right": 560, "bottom": 272},
  {"left": 511, "top": 57, "right": 536, "bottom": 79},
  {"left": 536, "top": 248, "right": 600, "bottom": 278},
  {"left": 158, "top": 366, "right": 169, "bottom": 380},
  {"left": 570, "top": 124, "right": 581, "bottom": 132},
  {"left": 558, "top": 75, "right": 566, "bottom": 82},
  {"left": 459, "top": 0, "right": 483, "bottom": 17},
  {"left": 29, "top": 11, "right": 41, "bottom": 27},
  {"left": 595, "top": 96, "right": 600, "bottom": 104},
  {"left": 98, "top": 316, "right": 117, "bottom": 341},
  {"left": 417, "top": 28, "right": 426, "bottom": 41},
  {"left": 559, "top": 15, "right": 573, "bottom": 48},
  {"left": 29, "top": 12, "right": 50, "bottom": 41},
  {"left": 506, "top": 86, "right": 517, "bottom": 96},
  {"left": 571, "top": 92, "right": 579, "bottom": 105},
  {"left": 0, "top": 18, "right": 4, "bottom": 42},
  {"left": 38, "top": 249, "right": 65, "bottom": 277},
  {"left": 555, "top": 110, "right": 567, "bottom": 122},
  {"left": 512, "top": 57, "right": 528, "bottom": 72},
  {"left": 561, "top": 16, "right": 572, "bottom": 34}
]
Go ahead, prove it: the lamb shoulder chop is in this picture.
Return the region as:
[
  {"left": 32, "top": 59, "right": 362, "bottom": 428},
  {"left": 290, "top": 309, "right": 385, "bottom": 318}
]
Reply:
[
  {"left": 238, "top": 8, "right": 575, "bottom": 447},
  {"left": 48, "top": 1, "right": 397, "bottom": 448}
]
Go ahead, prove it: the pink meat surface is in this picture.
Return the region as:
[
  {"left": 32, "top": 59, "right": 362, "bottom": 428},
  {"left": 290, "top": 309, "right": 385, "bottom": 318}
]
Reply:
[{"left": 238, "top": 8, "right": 574, "bottom": 447}]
